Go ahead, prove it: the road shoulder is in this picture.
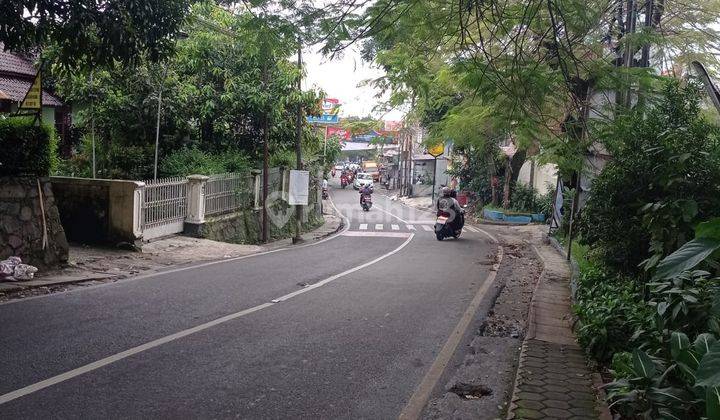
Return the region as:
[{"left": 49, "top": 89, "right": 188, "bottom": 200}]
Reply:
[{"left": 0, "top": 205, "right": 343, "bottom": 302}]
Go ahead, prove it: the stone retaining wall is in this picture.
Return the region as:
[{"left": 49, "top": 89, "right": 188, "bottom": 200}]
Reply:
[
  {"left": 187, "top": 200, "right": 323, "bottom": 244},
  {"left": 0, "top": 177, "right": 69, "bottom": 269}
]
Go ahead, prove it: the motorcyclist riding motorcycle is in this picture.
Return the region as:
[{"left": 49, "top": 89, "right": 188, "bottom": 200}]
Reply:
[
  {"left": 436, "top": 187, "right": 464, "bottom": 232},
  {"left": 359, "top": 184, "right": 373, "bottom": 205}
]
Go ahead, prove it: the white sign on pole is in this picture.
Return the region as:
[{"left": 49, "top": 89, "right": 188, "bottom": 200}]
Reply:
[{"left": 288, "top": 170, "right": 310, "bottom": 205}]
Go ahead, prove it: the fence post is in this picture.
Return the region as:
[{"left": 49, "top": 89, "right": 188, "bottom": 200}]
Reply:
[
  {"left": 133, "top": 181, "right": 145, "bottom": 240},
  {"left": 251, "top": 169, "right": 262, "bottom": 210},
  {"left": 186, "top": 175, "right": 209, "bottom": 224}
]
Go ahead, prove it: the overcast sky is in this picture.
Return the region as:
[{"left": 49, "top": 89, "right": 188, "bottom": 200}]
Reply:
[{"left": 302, "top": 44, "right": 405, "bottom": 122}]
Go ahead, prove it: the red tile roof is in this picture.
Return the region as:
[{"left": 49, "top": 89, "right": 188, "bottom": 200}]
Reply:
[
  {"left": 0, "top": 48, "right": 37, "bottom": 77},
  {"left": 0, "top": 76, "right": 64, "bottom": 107},
  {"left": 0, "top": 45, "right": 65, "bottom": 107}
]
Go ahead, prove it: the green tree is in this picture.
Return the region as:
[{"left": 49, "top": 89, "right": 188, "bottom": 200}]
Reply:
[
  {"left": 1, "top": 0, "right": 191, "bottom": 67},
  {"left": 52, "top": 3, "right": 323, "bottom": 179}
]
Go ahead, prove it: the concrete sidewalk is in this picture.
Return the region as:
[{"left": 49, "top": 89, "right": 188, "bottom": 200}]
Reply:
[
  {"left": 0, "top": 207, "right": 343, "bottom": 298},
  {"left": 506, "top": 233, "right": 609, "bottom": 420}
]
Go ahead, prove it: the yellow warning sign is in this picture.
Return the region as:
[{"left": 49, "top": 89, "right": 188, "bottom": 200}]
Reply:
[
  {"left": 428, "top": 143, "right": 444, "bottom": 157},
  {"left": 19, "top": 72, "right": 42, "bottom": 110}
]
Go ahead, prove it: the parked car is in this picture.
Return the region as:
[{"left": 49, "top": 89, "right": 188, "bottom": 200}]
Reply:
[{"left": 353, "top": 173, "right": 374, "bottom": 190}]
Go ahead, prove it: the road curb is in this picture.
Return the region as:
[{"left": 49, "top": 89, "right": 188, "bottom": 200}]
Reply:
[
  {"left": 0, "top": 210, "right": 347, "bottom": 302},
  {"left": 399, "top": 244, "right": 505, "bottom": 420}
]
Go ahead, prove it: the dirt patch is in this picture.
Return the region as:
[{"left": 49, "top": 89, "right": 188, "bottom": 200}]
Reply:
[
  {"left": 481, "top": 242, "right": 542, "bottom": 339},
  {"left": 422, "top": 231, "right": 544, "bottom": 419}
]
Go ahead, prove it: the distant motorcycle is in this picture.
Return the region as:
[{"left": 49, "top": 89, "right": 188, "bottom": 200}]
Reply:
[
  {"left": 360, "top": 192, "right": 372, "bottom": 211},
  {"left": 340, "top": 175, "right": 348, "bottom": 189},
  {"left": 322, "top": 186, "right": 329, "bottom": 199}
]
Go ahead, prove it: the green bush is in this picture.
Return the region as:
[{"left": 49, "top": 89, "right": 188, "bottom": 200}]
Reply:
[
  {"left": 160, "top": 147, "right": 252, "bottom": 176},
  {"left": 582, "top": 219, "right": 720, "bottom": 418},
  {"left": 573, "top": 264, "right": 653, "bottom": 363},
  {"left": 510, "top": 182, "right": 537, "bottom": 212},
  {"left": 0, "top": 117, "right": 58, "bottom": 176},
  {"left": 509, "top": 182, "right": 554, "bottom": 218},
  {"left": 578, "top": 81, "right": 720, "bottom": 275}
]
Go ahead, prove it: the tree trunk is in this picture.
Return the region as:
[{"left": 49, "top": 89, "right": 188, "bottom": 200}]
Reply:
[
  {"left": 487, "top": 153, "right": 498, "bottom": 206},
  {"left": 503, "top": 157, "right": 512, "bottom": 210}
]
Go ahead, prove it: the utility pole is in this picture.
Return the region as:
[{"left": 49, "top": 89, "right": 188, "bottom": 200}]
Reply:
[
  {"left": 89, "top": 71, "right": 96, "bottom": 178},
  {"left": 261, "top": 57, "right": 269, "bottom": 243},
  {"left": 153, "top": 64, "right": 168, "bottom": 180},
  {"left": 293, "top": 43, "right": 303, "bottom": 244}
]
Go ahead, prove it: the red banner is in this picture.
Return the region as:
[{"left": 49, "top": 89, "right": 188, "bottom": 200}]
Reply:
[{"left": 327, "top": 126, "right": 351, "bottom": 140}]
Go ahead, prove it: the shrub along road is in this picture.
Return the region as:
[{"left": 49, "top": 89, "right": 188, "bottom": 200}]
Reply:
[{"left": 0, "top": 178, "right": 508, "bottom": 418}]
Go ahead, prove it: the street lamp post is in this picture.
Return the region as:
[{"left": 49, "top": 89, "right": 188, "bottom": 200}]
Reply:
[
  {"left": 153, "top": 64, "right": 170, "bottom": 180},
  {"left": 152, "top": 32, "right": 188, "bottom": 180}
]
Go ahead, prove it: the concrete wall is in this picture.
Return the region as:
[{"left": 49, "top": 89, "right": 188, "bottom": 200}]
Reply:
[
  {"left": 517, "top": 159, "right": 558, "bottom": 194},
  {"left": 185, "top": 168, "right": 323, "bottom": 244},
  {"left": 50, "top": 177, "right": 143, "bottom": 245},
  {"left": 411, "top": 157, "right": 450, "bottom": 197},
  {"left": 0, "top": 177, "right": 69, "bottom": 268}
]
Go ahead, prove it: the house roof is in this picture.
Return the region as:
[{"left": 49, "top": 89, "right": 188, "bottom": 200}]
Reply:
[
  {"left": 0, "top": 45, "right": 65, "bottom": 107},
  {"left": 0, "top": 76, "right": 64, "bottom": 107},
  {"left": 0, "top": 47, "right": 37, "bottom": 77}
]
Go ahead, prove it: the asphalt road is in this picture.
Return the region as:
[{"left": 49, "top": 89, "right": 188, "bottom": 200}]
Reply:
[{"left": 0, "top": 176, "right": 498, "bottom": 419}]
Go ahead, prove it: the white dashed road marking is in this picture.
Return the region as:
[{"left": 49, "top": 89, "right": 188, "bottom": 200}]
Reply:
[
  {"left": 391, "top": 224, "right": 399, "bottom": 230},
  {"left": 422, "top": 225, "right": 433, "bottom": 232},
  {"left": 342, "top": 231, "right": 412, "bottom": 238},
  {"left": 407, "top": 225, "right": 416, "bottom": 230},
  {"left": 375, "top": 224, "right": 384, "bottom": 230},
  {"left": 0, "top": 234, "right": 416, "bottom": 406},
  {"left": 359, "top": 224, "right": 368, "bottom": 230}
]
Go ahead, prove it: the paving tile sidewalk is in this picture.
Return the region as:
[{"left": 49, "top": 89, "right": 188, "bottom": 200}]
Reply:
[{"left": 507, "top": 239, "right": 609, "bottom": 420}]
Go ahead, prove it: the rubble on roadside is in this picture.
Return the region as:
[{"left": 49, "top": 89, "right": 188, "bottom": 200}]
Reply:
[{"left": 0, "top": 256, "right": 38, "bottom": 281}]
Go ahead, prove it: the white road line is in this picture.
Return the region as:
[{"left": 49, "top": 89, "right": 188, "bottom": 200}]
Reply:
[
  {"left": 422, "top": 225, "right": 433, "bottom": 232},
  {"left": 399, "top": 245, "right": 504, "bottom": 420},
  {"left": 465, "top": 226, "right": 478, "bottom": 233},
  {"left": 341, "top": 231, "right": 412, "bottom": 238},
  {"left": 0, "top": 234, "right": 415, "bottom": 405},
  {"left": 373, "top": 204, "right": 410, "bottom": 224},
  {"left": 375, "top": 224, "right": 384, "bottom": 230},
  {"left": 391, "top": 224, "right": 400, "bottom": 231},
  {"left": 0, "top": 192, "right": 352, "bottom": 308},
  {"left": 476, "top": 227, "right": 499, "bottom": 243},
  {"left": 407, "top": 224, "right": 416, "bottom": 230},
  {"left": 359, "top": 223, "right": 368, "bottom": 230},
  {"left": 271, "top": 234, "right": 413, "bottom": 303}
]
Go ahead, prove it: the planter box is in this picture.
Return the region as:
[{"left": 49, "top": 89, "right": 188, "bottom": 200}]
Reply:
[
  {"left": 531, "top": 213, "right": 546, "bottom": 223},
  {"left": 482, "top": 208, "right": 545, "bottom": 224},
  {"left": 483, "top": 208, "right": 504, "bottom": 221},
  {"left": 503, "top": 214, "right": 532, "bottom": 224}
]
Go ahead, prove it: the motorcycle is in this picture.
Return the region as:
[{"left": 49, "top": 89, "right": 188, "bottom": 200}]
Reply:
[
  {"left": 435, "top": 209, "right": 464, "bottom": 241},
  {"left": 322, "top": 186, "right": 329, "bottom": 199},
  {"left": 340, "top": 175, "right": 348, "bottom": 189},
  {"left": 360, "top": 192, "right": 373, "bottom": 211}
]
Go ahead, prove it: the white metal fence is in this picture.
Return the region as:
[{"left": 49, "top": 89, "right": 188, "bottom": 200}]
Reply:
[
  {"left": 204, "top": 173, "right": 255, "bottom": 216},
  {"left": 141, "top": 176, "right": 188, "bottom": 240},
  {"left": 134, "top": 168, "right": 318, "bottom": 241}
]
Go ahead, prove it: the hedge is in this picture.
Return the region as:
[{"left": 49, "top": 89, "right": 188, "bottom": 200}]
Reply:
[{"left": 0, "top": 117, "right": 58, "bottom": 176}]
